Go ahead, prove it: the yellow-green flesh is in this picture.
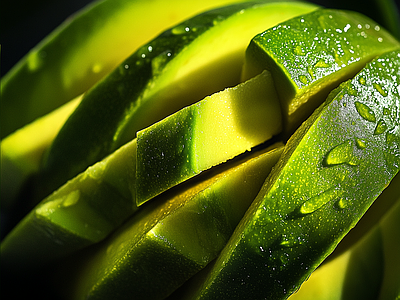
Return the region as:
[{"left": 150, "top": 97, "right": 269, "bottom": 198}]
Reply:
[
  {"left": 136, "top": 71, "right": 281, "bottom": 205},
  {"left": 66, "top": 145, "right": 284, "bottom": 300}
]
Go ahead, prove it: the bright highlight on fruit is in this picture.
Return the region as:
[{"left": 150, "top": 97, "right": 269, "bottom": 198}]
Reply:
[{"left": 1, "top": 1, "right": 399, "bottom": 300}]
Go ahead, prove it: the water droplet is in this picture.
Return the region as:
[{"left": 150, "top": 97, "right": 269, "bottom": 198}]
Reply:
[
  {"left": 374, "top": 119, "right": 388, "bottom": 135},
  {"left": 373, "top": 83, "right": 387, "bottom": 96},
  {"left": 299, "top": 75, "right": 308, "bottom": 84},
  {"left": 300, "top": 187, "right": 341, "bottom": 214},
  {"left": 324, "top": 140, "right": 359, "bottom": 166},
  {"left": 62, "top": 190, "right": 80, "bottom": 207},
  {"left": 171, "top": 25, "right": 190, "bottom": 35},
  {"left": 355, "top": 101, "right": 376, "bottom": 122},
  {"left": 337, "top": 198, "right": 347, "bottom": 209},
  {"left": 358, "top": 77, "right": 366, "bottom": 85},
  {"left": 314, "top": 59, "right": 330, "bottom": 68},
  {"left": 383, "top": 108, "right": 391, "bottom": 116},
  {"left": 294, "top": 45, "right": 306, "bottom": 56},
  {"left": 307, "top": 66, "right": 314, "bottom": 79},
  {"left": 355, "top": 138, "right": 367, "bottom": 149}
]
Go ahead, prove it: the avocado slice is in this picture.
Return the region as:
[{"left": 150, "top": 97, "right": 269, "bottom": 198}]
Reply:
[
  {"left": 1, "top": 95, "right": 82, "bottom": 211},
  {"left": 136, "top": 70, "right": 281, "bottom": 206},
  {"left": 0, "top": 0, "right": 258, "bottom": 138},
  {"left": 1, "top": 139, "right": 137, "bottom": 268},
  {"left": 38, "top": 1, "right": 319, "bottom": 202},
  {"left": 62, "top": 144, "right": 283, "bottom": 300},
  {"left": 288, "top": 173, "right": 399, "bottom": 300},
  {"left": 242, "top": 9, "right": 400, "bottom": 135},
  {"left": 181, "top": 49, "right": 400, "bottom": 300}
]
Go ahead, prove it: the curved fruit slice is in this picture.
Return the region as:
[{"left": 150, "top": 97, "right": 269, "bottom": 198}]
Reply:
[
  {"left": 0, "top": 139, "right": 137, "bottom": 268},
  {"left": 288, "top": 173, "right": 399, "bottom": 300},
  {"left": 182, "top": 50, "right": 400, "bottom": 300},
  {"left": 38, "top": 1, "right": 319, "bottom": 201},
  {"left": 136, "top": 71, "right": 281, "bottom": 205},
  {"left": 0, "top": 0, "right": 255, "bottom": 138},
  {"left": 63, "top": 144, "right": 283, "bottom": 300},
  {"left": 242, "top": 8, "right": 400, "bottom": 135},
  {"left": 1, "top": 95, "right": 82, "bottom": 212}
]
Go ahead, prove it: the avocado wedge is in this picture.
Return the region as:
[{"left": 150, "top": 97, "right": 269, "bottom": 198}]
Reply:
[
  {"left": 181, "top": 49, "right": 400, "bottom": 300},
  {"left": 1, "top": 0, "right": 258, "bottom": 138},
  {"left": 38, "top": 1, "right": 318, "bottom": 202},
  {"left": 136, "top": 70, "right": 281, "bottom": 206},
  {"left": 62, "top": 144, "right": 284, "bottom": 300},
  {"left": 242, "top": 8, "right": 400, "bottom": 135}
]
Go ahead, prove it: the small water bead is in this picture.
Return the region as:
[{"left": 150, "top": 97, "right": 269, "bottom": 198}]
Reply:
[
  {"left": 314, "top": 59, "right": 330, "bottom": 68},
  {"left": 358, "top": 77, "right": 366, "bottom": 85},
  {"left": 337, "top": 198, "right": 347, "bottom": 209},
  {"left": 62, "top": 190, "right": 80, "bottom": 207},
  {"left": 374, "top": 119, "right": 388, "bottom": 135},
  {"left": 355, "top": 101, "right": 376, "bottom": 122},
  {"left": 373, "top": 83, "right": 388, "bottom": 96},
  {"left": 299, "top": 187, "right": 341, "bottom": 215},
  {"left": 294, "top": 44, "right": 306, "bottom": 56},
  {"left": 171, "top": 25, "right": 190, "bottom": 35},
  {"left": 325, "top": 140, "right": 359, "bottom": 166},
  {"left": 91, "top": 63, "right": 103, "bottom": 74},
  {"left": 298, "top": 75, "right": 308, "bottom": 85},
  {"left": 355, "top": 138, "right": 367, "bottom": 149}
]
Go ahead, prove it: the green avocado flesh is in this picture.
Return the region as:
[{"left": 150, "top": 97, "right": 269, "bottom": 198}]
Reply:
[
  {"left": 136, "top": 71, "right": 281, "bottom": 206},
  {"left": 39, "top": 1, "right": 318, "bottom": 203},
  {"left": 0, "top": 0, "right": 257, "bottom": 139},
  {"left": 63, "top": 144, "right": 284, "bottom": 300},
  {"left": 242, "top": 9, "right": 400, "bottom": 135},
  {"left": 181, "top": 50, "right": 400, "bottom": 300},
  {"left": 0, "top": 139, "right": 137, "bottom": 268},
  {"left": 290, "top": 174, "right": 400, "bottom": 300}
]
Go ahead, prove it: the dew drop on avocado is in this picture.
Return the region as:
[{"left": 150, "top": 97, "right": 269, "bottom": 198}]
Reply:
[
  {"left": 171, "top": 25, "right": 190, "bottom": 35},
  {"left": 373, "top": 83, "right": 388, "bottom": 96},
  {"left": 294, "top": 44, "right": 306, "bottom": 56},
  {"left": 355, "top": 138, "right": 367, "bottom": 149},
  {"left": 299, "top": 187, "right": 341, "bottom": 215},
  {"left": 354, "top": 101, "right": 376, "bottom": 122},
  {"left": 358, "top": 77, "right": 366, "bottom": 85},
  {"left": 298, "top": 75, "right": 308, "bottom": 85},
  {"left": 374, "top": 119, "right": 388, "bottom": 135},
  {"left": 324, "top": 139, "right": 359, "bottom": 166},
  {"left": 336, "top": 198, "right": 347, "bottom": 209}
]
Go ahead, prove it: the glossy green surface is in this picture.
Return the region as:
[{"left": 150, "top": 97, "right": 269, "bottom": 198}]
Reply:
[
  {"left": 1, "top": 0, "right": 256, "bottom": 139},
  {"left": 243, "top": 9, "right": 400, "bottom": 134},
  {"left": 185, "top": 50, "right": 400, "bottom": 300},
  {"left": 0, "top": 139, "right": 137, "bottom": 268},
  {"left": 136, "top": 71, "right": 281, "bottom": 205},
  {"left": 39, "top": 1, "right": 318, "bottom": 203},
  {"left": 66, "top": 145, "right": 283, "bottom": 300}
]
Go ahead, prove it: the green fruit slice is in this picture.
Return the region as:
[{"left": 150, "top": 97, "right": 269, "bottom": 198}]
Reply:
[
  {"left": 0, "top": 95, "right": 83, "bottom": 212},
  {"left": 136, "top": 70, "right": 281, "bottom": 206},
  {"left": 288, "top": 173, "right": 400, "bottom": 300},
  {"left": 62, "top": 144, "right": 284, "bottom": 300},
  {"left": 181, "top": 50, "right": 400, "bottom": 300},
  {"left": 242, "top": 8, "right": 400, "bottom": 135},
  {"left": 1, "top": 139, "right": 137, "bottom": 268},
  {"left": 39, "top": 1, "right": 319, "bottom": 202},
  {"left": 0, "top": 0, "right": 256, "bottom": 138}
]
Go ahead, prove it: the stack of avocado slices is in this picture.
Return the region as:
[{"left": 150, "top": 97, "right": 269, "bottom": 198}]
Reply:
[{"left": 1, "top": 0, "right": 399, "bottom": 299}]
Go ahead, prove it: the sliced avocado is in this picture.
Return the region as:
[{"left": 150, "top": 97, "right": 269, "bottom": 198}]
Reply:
[
  {"left": 1, "top": 95, "right": 82, "bottom": 209},
  {"left": 288, "top": 173, "right": 400, "bottom": 300},
  {"left": 136, "top": 70, "right": 281, "bottom": 205},
  {"left": 0, "top": 0, "right": 257, "bottom": 138},
  {"left": 182, "top": 50, "right": 400, "bottom": 300},
  {"left": 62, "top": 144, "right": 283, "bottom": 300},
  {"left": 39, "top": 1, "right": 319, "bottom": 202},
  {"left": 0, "top": 139, "right": 137, "bottom": 268},
  {"left": 242, "top": 8, "right": 400, "bottom": 135}
]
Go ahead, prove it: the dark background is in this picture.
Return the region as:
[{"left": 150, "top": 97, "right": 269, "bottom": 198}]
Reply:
[{"left": 1, "top": 0, "right": 399, "bottom": 77}]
